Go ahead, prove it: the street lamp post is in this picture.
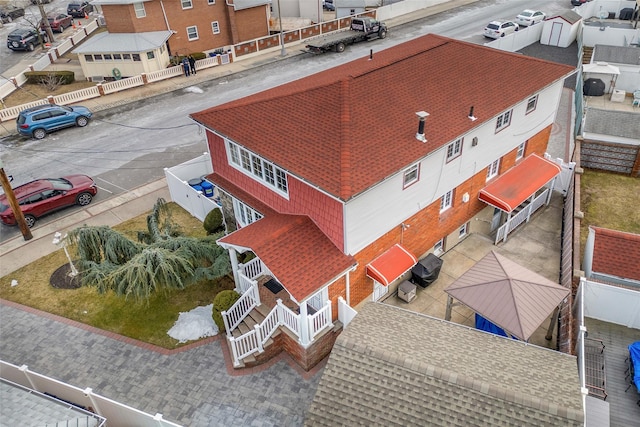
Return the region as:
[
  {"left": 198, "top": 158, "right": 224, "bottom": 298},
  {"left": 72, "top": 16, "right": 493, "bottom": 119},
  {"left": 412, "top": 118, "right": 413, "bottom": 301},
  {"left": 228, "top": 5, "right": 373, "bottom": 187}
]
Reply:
[
  {"left": 276, "top": 0, "right": 286, "bottom": 56},
  {"left": 53, "top": 232, "right": 78, "bottom": 277}
]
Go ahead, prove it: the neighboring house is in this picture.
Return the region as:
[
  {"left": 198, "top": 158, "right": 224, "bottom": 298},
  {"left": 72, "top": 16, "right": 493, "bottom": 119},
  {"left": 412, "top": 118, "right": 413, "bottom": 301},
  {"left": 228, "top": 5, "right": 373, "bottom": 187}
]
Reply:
[
  {"left": 580, "top": 108, "right": 640, "bottom": 175},
  {"left": 591, "top": 44, "right": 640, "bottom": 93},
  {"left": 306, "top": 302, "right": 584, "bottom": 426},
  {"left": 188, "top": 34, "right": 574, "bottom": 370},
  {"left": 583, "top": 226, "right": 640, "bottom": 288},
  {"left": 335, "top": 0, "right": 365, "bottom": 19},
  {"left": 85, "top": 0, "right": 270, "bottom": 70},
  {"left": 73, "top": 30, "right": 172, "bottom": 80}
]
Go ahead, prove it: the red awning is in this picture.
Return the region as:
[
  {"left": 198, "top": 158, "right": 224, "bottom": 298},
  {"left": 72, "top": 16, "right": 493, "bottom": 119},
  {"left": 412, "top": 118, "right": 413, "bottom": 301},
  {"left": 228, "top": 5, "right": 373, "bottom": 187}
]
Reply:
[
  {"left": 366, "top": 244, "right": 417, "bottom": 286},
  {"left": 478, "top": 154, "right": 561, "bottom": 213}
]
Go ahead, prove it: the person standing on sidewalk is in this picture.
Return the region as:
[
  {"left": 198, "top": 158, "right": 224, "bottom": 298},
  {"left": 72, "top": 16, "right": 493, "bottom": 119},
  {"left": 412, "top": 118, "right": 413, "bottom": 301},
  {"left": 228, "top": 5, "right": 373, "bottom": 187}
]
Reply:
[
  {"left": 182, "top": 57, "right": 190, "bottom": 77},
  {"left": 188, "top": 55, "right": 197, "bottom": 75}
]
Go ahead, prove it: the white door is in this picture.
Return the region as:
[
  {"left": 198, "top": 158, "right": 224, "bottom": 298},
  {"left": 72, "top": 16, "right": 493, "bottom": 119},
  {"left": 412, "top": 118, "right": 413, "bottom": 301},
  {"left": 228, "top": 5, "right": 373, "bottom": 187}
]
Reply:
[
  {"left": 491, "top": 207, "right": 502, "bottom": 231},
  {"left": 373, "top": 281, "right": 388, "bottom": 301},
  {"left": 548, "top": 22, "right": 562, "bottom": 46}
]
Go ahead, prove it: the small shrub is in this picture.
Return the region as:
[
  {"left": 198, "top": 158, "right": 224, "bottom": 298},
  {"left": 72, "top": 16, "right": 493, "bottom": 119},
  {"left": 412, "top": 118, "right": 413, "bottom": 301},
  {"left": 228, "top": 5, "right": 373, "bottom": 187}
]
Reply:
[
  {"left": 24, "top": 70, "right": 75, "bottom": 86},
  {"left": 212, "top": 289, "right": 240, "bottom": 332},
  {"left": 190, "top": 52, "right": 206, "bottom": 60},
  {"left": 203, "top": 208, "right": 224, "bottom": 235}
]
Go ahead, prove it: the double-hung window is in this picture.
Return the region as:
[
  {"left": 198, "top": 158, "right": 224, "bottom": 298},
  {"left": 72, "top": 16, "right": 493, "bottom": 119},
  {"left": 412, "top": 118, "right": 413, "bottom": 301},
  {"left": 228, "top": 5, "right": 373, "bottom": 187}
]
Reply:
[
  {"left": 446, "top": 138, "right": 463, "bottom": 162},
  {"left": 516, "top": 142, "right": 526, "bottom": 160},
  {"left": 434, "top": 238, "right": 444, "bottom": 255},
  {"left": 211, "top": 21, "right": 220, "bottom": 34},
  {"left": 495, "top": 110, "right": 512, "bottom": 132},
  {"left": 526, "top": 95, "right": 538, "bottom": 114},
  {"left": 403, "top": 164, "right": 419, "bottom": 188},
  {"left": 134, "top": 2, "right": 146, "bottom": 18},
  {"left": 187, "top": 26, "right": 199, "bottom": 41},
  {"left": 486, "top": 159, "right": 500, "bottom": 181},
  {"left": 181, "top": 0, "right": 193, "bottom": 9},
  {"left": 440, "top": 190, "right": 453, "bottom": 213}
]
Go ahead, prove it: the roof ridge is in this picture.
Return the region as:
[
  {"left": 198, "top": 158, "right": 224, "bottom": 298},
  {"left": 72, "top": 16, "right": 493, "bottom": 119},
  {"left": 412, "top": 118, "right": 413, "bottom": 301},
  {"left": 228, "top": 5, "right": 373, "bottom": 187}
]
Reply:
[
  {"left": 339, "top": 78, "right": 352, "bottom": 200},
  {"left": 337, "top": 337, "right": 583, "bottom": 421}
]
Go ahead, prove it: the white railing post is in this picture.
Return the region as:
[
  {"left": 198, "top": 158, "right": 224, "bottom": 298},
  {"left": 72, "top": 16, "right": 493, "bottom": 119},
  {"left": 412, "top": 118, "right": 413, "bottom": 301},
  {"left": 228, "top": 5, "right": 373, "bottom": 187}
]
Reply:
[
  {"left": 221, "top": 309, "right": 231, "bottom": 335},
  {"left": 228, "top": 336, "right": 242, "bottom": 367},
  {"left": 299, "top": 303, "right": 310, "bottom": 346},
  {"left": 229, "top": 247, "right": 240, "bottom": 291},
  {"left": 255, "top": 324, "right": 263, "bottom": 352}
]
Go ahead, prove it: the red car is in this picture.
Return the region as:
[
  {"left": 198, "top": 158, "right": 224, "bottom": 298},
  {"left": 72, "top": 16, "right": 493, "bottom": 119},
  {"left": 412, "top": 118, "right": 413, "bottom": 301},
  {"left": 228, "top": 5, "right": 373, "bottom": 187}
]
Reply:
[
  {"left": 41, "top": 13, "right": 73, "bottom": 33},
  {"left": 0, "top": 175, "right": 97, "bottom": 228}
]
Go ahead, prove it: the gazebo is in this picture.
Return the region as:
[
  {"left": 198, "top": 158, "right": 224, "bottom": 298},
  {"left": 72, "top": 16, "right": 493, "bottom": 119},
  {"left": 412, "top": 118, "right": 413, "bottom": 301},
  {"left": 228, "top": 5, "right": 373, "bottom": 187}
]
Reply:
[{"left": 444, "top": 251, "right": 569, "bottom": 341}]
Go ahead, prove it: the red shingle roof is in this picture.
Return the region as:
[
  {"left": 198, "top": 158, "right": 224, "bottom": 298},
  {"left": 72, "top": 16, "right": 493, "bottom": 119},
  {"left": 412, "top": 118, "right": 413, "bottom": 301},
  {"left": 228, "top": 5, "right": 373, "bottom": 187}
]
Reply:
[
  {"left": 211, "top": 173, "right": 356, "bottom": 301},
  {"left": 592, "top": 227, "right": 640, "bottom": 281},
  {"left": 191, "top": 34, "right": 574, "bottom": 201}
]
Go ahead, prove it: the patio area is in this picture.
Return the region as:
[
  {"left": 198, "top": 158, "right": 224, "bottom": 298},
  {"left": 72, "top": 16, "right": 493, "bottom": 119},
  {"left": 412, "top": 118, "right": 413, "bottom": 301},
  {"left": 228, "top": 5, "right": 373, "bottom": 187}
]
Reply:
[{"left": 381, "top": 192, "right": 565, "bottom": 349}]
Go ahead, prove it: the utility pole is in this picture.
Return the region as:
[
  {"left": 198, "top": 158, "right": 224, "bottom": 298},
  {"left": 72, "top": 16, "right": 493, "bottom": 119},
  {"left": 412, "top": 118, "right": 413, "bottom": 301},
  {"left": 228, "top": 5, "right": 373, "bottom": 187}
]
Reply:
[
  {"left": 276, "top": 0, "right": 286, "bottom": 57},
  {"left": 36, "top": 0, "right": 55, "bottom": 45},
  {"left": 0, "top": 160, "right": 32, "bottom": 241}
]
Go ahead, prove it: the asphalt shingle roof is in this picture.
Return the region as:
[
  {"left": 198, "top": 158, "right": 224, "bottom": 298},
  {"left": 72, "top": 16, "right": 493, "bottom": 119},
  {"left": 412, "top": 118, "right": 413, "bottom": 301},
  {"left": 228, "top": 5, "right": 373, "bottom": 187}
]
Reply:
[
  {"left": 592, "top": 227, "right": 640, "bottom": 281},
  {"left": 305, "top": 303, "right": 583, "bottom": 426},
  {"left": 191, "top": 34, "right": 574, "bottom": 201}
]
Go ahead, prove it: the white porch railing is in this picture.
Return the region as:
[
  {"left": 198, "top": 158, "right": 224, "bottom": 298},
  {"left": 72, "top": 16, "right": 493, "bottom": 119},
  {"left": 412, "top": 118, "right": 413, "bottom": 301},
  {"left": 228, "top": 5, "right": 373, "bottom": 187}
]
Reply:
[
  {"left": 495, "top": 188, "right": 550, "bottom": 244},
  {"left": 240, "top": 257, "right": 266, "bottom": 281},
  {"left": 338, "top": 296, "right": 357, "bottom": 328},
  {"left": 221, "top": 283, "right": 260, "bottom": 334},
  {"left": 278, "top": 301, "right": 301, "bottom": 337},
  {"left": 308, "top": 300, "right": 332, "bottom": 340},
  {"left": 238, "top": 272, "right": 258, "bottom": 294}
]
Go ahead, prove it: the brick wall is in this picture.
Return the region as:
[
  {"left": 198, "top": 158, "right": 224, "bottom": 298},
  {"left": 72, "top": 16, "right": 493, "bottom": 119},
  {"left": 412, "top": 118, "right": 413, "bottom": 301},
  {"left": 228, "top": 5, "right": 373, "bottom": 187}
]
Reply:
[{"left": 101, "top": 1, "right": 269, "bottom": 56}]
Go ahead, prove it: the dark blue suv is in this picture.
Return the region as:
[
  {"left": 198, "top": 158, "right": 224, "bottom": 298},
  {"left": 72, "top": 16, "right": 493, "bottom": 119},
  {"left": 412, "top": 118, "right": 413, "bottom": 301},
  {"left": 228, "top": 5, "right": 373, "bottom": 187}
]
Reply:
[{"left": 16, "top": 104, "right": 92, "bottom": 139}]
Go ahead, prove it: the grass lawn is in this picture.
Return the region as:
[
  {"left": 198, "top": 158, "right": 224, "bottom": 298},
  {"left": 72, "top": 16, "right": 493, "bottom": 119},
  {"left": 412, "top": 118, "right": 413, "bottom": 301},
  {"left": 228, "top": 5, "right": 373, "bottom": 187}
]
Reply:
[
  {"left": 0, "top": 203, "right": 234, "bottom": 349},
  {"left": 580, "top": 169, "right": 640, "bottom": 253}
]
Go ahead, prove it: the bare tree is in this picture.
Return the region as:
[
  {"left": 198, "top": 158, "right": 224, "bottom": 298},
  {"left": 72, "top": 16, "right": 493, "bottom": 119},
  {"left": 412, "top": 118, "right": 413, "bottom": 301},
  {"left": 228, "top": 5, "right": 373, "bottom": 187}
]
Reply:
[{"left": 39, "top": 72, "right": 65, "bottom": 91}]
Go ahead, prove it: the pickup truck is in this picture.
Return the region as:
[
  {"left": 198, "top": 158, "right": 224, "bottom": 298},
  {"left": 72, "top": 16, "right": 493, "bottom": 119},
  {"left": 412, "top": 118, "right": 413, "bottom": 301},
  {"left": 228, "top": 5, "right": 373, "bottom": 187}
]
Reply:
[{"left": 306, "top": 17, "right": 387, "bottom": 54}]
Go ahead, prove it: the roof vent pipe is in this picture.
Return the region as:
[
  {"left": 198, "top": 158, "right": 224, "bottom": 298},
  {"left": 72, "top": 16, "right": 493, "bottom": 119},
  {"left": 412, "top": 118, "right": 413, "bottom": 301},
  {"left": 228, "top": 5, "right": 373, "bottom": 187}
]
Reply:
[
  {"left": 415, "top": 111, "right": 429, "bottom": 142},
  {"left": 468, "top": 106, "right": 477, "bottom": 121}
]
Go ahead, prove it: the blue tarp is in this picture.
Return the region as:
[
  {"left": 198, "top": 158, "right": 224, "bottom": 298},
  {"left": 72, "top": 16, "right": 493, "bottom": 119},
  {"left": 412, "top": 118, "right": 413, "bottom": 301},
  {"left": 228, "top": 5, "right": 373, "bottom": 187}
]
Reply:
[
  {"left": 475, "top": 313, "right": 508, "bottom": 337},
  {"left": 629, "top": 341, "right": 640, "bottom": 393}
]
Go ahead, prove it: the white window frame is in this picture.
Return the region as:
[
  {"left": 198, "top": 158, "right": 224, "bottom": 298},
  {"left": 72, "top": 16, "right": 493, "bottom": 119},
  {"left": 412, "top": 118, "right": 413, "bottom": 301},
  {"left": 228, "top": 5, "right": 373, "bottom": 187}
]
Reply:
[
  {"left": 211, "top": 21, "right": 220, "bottom": 34},
  {"left": 434, "top": 239, "right": 444, "bottom": 255},
  {"left": 446, "top": 138, "right": 463, "bottom": 162},
  {"left": 459, "top": 222, "right": 468, "bottom": 238},
  {"left": 227, "top": 140, "right": 289, "bottom": 196},
  {"left": 233, "top": 199, "right": 263, "bottom": 228},
  {"left": 187, "top": 26, "right": 199, "bottom": 41},
  {"left": 495, "top": 110, "right": 512, "bottom": 132},
  {"left": 526, "top": 95, "right": 538, "bottom": 114},
  {"left": 134, "top": 2, "right": 146, "bottom": 18},
  {"left": 486, "top": 159, "right": 500, "bottom": 181},
  {"left": 181, "top": 0, "right": 193, "bottom": 9},
  {"left": 516, "top": 142, "right": 526, "bottom": 160},
  {"left": 440, "top": 190, "right": 453, "bottom": 213},
  {"left": 403, "top": 164, "right": 419, "bottom": 188}
]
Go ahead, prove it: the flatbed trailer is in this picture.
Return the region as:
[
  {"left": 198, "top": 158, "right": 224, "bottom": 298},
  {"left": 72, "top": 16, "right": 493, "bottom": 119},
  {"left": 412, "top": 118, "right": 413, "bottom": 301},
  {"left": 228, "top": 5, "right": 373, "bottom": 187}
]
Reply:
[{"left": 306, "top": 17, "right": 387, "bottom": 54}]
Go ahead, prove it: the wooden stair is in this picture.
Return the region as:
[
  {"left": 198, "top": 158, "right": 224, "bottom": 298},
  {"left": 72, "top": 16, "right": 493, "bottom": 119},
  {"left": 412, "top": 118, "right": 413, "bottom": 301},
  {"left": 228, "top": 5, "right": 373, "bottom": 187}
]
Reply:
[{"left": 229, "top": 304, "right": 280, "bottom": 367}]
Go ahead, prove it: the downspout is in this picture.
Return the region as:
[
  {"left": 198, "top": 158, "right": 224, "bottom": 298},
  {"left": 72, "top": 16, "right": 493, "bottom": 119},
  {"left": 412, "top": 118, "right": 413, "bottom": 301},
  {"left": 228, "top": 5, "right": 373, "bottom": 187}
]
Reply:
[{"left": 160, "top": 0, "right": 170, "bottom": 31}]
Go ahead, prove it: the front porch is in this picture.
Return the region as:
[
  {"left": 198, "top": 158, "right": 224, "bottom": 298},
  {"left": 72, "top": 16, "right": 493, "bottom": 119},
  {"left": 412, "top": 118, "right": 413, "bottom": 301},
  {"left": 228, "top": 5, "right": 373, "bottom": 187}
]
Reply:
[{"left": 222, "top": 257, "right": 338, "bottom": 370}]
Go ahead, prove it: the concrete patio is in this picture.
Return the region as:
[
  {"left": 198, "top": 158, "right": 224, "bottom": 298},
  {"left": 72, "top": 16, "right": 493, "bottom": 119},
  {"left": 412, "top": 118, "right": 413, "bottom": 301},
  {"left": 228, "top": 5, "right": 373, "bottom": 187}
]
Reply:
[{"left": 381, "top": 192, "right": 565, "bottom": 350}]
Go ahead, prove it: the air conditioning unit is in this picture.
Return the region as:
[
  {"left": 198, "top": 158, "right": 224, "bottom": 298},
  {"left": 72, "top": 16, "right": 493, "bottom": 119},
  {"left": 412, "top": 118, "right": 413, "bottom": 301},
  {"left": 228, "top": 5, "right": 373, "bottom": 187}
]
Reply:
[
  {"left": 91, "top": 76, "right": 105, "bottom": 83},
  {"left": 97, "top": 15, "right": 106, "bottom": 26}
]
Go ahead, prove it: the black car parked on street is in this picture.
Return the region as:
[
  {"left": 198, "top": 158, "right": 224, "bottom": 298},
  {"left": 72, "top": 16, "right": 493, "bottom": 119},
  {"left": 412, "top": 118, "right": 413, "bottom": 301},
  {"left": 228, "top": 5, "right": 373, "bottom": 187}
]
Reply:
[
  {"left": 67, "top": 1, "right": 93, "bottom": 18},
  {"left": 6, "top": 28, "right": 48, "bottom": 52}
]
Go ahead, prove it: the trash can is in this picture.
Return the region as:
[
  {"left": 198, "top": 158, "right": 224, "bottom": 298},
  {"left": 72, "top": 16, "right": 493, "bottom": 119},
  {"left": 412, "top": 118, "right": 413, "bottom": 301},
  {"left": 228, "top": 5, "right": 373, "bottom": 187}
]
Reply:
[
  {"left": 201, "top": 181, "right": 214, "bottom": 197},
  {"left": 188, "top": 178, "right": 202, "bottom": 187},
  {"left": 192, "top": 184, "right": 203, "bottom": 194}
]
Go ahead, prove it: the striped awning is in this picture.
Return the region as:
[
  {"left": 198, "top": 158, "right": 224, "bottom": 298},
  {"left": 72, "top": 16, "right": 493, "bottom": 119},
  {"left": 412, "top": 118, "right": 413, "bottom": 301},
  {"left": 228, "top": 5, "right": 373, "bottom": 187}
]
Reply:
[{"left": 366, "top": 244, "right": 417, "bottom": 286}]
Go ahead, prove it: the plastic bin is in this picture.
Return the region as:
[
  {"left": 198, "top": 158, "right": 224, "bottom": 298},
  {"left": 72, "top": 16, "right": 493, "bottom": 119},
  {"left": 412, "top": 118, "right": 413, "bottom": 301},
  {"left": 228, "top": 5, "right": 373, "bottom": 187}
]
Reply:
[
  {"left": 188, "top": 178, "right": 202, "bottom": 187},
  {"left": 201, "top": 181, "right": 214, "bottom": 197},
  {"left": 192, "top": 184, "right": 203, "bottom": 193}
]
